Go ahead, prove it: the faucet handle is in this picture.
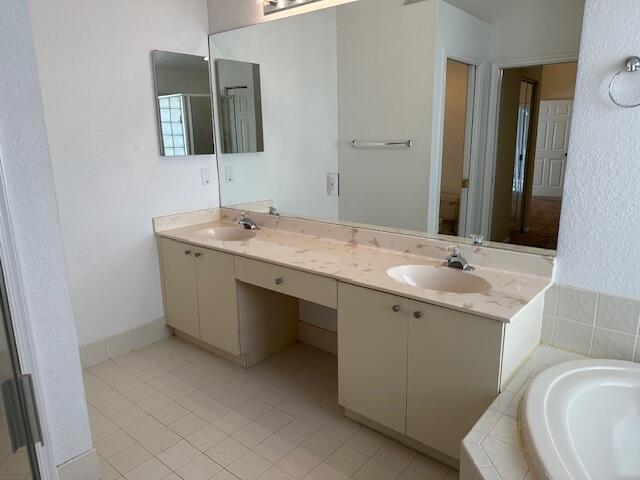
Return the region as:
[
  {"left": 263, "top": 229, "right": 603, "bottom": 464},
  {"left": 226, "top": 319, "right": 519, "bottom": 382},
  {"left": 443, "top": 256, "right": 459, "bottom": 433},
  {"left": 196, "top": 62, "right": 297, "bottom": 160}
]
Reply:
[{"left": 446, "top": 245, "right": 460, "bottom": 257}]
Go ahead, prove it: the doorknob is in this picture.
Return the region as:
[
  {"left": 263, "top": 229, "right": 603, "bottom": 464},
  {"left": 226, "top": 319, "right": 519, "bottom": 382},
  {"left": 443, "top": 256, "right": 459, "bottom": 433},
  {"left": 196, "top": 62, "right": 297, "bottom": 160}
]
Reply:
[
  {"left": 413, "top": 311, "right": 422, "bottom": 319},
  {"left": 275, "top": 277, "right": 283, "bottom": 285},
  {"left": 392, "top": 305, "right": 401, "bottom": 312},
  {"left": 184, "top": 249, "right": 192, "bottom": 255},
  {"left": 194, "top": 252, "right": 202, "bottom": 258}
]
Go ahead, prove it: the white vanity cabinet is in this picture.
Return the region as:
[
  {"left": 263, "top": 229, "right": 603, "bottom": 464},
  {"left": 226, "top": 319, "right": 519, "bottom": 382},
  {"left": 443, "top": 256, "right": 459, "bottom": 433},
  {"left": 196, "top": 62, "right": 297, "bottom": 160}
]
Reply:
[
  {"left": 159, "top": 238, "right": 239, "bottom": 355},
  {"left": 339, "top": 283, "right": 516, "bottom": 463}
]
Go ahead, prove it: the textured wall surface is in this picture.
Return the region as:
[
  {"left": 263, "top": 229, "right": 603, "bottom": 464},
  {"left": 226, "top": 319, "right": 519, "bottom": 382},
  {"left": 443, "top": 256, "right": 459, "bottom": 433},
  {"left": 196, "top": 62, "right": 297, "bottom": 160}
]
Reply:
[
  {"left": 28, "top": 0, "right": 219, "bottom": 346},
  {"left": 0, "top": 0, "right": 92, "bottom": 467},
  {"left": 556, "top": 0, "right": 640, "bottom": 300}
]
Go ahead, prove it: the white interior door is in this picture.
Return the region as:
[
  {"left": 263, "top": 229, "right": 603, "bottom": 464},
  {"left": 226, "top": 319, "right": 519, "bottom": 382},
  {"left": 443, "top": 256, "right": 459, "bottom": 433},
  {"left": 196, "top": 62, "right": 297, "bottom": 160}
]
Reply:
[{"left": 532, "top": 100, "right": 573, "bottom": 197}]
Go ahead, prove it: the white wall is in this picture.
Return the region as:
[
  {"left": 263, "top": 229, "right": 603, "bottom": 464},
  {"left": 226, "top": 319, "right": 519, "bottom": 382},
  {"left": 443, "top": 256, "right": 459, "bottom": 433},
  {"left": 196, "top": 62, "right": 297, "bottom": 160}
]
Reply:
[
  {"left": 556, "top": 0, "right": 640, "bottom": 300},
  {"left": 211, "top": 8, "right": 339, "bottom": 220},
  {"left": 0, "top": 0, "right": 92, "bottom": 468},
  {"left": 27, "top": 0, "right": 218, "bottom": 346}
]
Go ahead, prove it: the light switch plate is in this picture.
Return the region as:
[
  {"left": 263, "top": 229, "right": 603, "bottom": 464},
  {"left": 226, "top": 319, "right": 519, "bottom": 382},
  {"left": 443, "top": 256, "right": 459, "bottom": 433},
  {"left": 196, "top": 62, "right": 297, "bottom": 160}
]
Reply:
[
  {"left": 327, "top": 173, "right": 339, "bottom": 196},
  {"left": 201, "top": 168, "right": 212, "bottom": 185}
]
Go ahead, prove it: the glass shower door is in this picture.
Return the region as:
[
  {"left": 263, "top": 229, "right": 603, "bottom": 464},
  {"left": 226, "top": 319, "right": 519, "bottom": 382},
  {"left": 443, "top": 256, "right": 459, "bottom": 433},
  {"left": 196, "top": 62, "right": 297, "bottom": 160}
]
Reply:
[{"left": 0, "top": 258, "right": 41, "bottom": 479}]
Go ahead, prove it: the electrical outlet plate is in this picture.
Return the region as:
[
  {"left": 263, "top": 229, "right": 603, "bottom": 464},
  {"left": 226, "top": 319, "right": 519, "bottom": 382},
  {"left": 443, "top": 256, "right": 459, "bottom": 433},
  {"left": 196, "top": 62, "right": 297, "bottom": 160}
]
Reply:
[
  {"left": 224, "top": 166, "right": 234, "bottom": 183},
  {"left": 327, "top": 173, "right": 339, "bottom": 196},
  {"left": 263, "top": 0, "right": 322, "bottom": 15},
  {"left": 201, "top": 168, "right": 212, "bottom": 185}
]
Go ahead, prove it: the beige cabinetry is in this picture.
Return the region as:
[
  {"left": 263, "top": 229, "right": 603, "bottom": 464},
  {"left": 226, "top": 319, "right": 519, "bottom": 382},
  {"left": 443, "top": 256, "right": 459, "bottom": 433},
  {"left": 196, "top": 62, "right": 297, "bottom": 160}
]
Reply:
[
  {"left": 160, "top": 238, "right": 200, "bottom": 338},
  {"left": 337, "top": 283, "right": 409, "bottom": 433},
  {"left": 338, "top": 283, "right": 506, "bottom": 462},
  {"left": 160, "top": 238, "right": 239, "bottom": 355},
  {"left": 406, "top": 300, "right": 502, "bottom": 459}
]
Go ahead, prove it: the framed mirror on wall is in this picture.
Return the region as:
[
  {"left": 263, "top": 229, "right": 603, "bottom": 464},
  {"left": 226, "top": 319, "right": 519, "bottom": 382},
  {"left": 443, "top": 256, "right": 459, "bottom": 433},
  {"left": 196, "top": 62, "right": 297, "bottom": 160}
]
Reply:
[
  {"left": 152, "top": 50, "right": 215, "bottom": 156},
  {"left": 209, "top": 0, "right": 585, "bottom": 253}
]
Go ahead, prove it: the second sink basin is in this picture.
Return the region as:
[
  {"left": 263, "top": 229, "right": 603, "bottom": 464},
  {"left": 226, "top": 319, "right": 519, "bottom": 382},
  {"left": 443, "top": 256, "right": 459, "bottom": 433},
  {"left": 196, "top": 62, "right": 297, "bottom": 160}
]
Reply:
[
  {"left": 196, "top": 227, "right": 256, "bottom": 241},
  {"left": 387, "top": 265, "right": 492, "bottom": 294}
]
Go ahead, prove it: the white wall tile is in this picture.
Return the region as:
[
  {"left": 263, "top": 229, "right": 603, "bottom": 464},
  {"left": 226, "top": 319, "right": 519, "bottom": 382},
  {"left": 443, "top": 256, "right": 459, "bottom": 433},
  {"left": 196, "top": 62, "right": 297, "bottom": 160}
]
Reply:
[
  {"left": 556, "top": 286, "right": 598, "bottom": 325},
  {"left": 541, "top": 315, "right": 555, "bottom": 344},
  {"left": 595, "top": 294, "right": 640, "bottom": 335},
  {"left": 552, "top": 318, "right": 593, "bottom": 355},
  {"left": 543, "top": 285, "right": 558, "bottom": 315},
  {"left": 591, "top": 327, "right": 636, "bottom": 361}
]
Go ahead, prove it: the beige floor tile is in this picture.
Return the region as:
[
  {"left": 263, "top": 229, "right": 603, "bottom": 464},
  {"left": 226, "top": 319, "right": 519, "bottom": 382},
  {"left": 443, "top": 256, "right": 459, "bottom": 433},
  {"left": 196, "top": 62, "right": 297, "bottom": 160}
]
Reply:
[
  {"left": 205, "top": 437, "right": 249, "bottom": 467},
  {"left": 163, "top": 381, "right": 198, "bottom": 400},
  {"left": 187, "top": 424, "right": 228, "bottom": 452},
  {"left": 138, "top": 392, "right": 173, "bottom": 413},
  {"left": 253, "top": 435, "right": 295, "bottom": 464},
  {"left": 175, "top": 453, "right": 223, "bottom": 480},
  {"left": 94, "top": 393, "right": 135, "bottom": 417},
  {"left": 235, "top": 398, "right": 273, "bottom": 420},
  {"left": 95, "top": 429, "right": 136, "bottom": 458},
  {"left": 275, "top": 420, "right": 316, "bottom": 447},
  {"left": 298, "top": 431, "right": 341, "bottom": 460},
  {"left": 214, "top": 412, "right": 252, "bottom": 435},
  {"left": 325, "top": 444, "right": 368, "bottom": 477},
  {"left": 258, "top": 387, "right": 292, "bottom": 406},
  {"left": 318, "top": 416, "right": 360, "bottom": 442},
  {"left": 179, "top": 390, "right": 217, "bottom": 412},
  {"left": 109, "top": 443, "right": 153, "bottom": 474},
  {"left": 194, "top": 400, "right": 232, "bottom": 423},
  {"left": 169, "top": 413, "right": 208, "bottom": 437},
  {"left": 227, "top": 451, "right": 272, "bottom": 480},
  {"left": 99, "top": 460, "right": 121, "bottom": 480},
  {"left": 402, "top": 454, "right": 451, "bottom": 480},
  {"left": 157, "top": 439, "right": 201, "bottom": 470},
  {"left": 256, "top": 466, "right": 295, "bottom": 480},
  {"left": 276, "top": 448, "right": 320, "bottom": 479},
  {"left": 153, "top": 402, "right": 190, "bottom": 425},
  {"left": 149, "top": 373, "right": 182, "bottom": 390},
  {"left": 139, "top": 426, "right": 182, "bottom": 455},
  {"left": 305, "top": 462, "right": 349, "bottom": 480},
  {"left": 124, "top": 457, "right": 171, "bottom": 480},
  {"left": 346, "top": 427, "right": 387, "bottom": 457},
  {"left": 374, "top": 441, "right": 417, "bottom": 473},
  {"left": 111, "top": 405, "right": 147, "bottom": 428},
  {"left": 212, "top": 470, "right": 241, "bottom": 480},
  {"left": 123, "top": 415, "right": 164, "bottom": 441},
  {"left": 124, "top": 383, "right": 159, "bottom": 403},
  {"left": 218, "top": 388, "right": 254, "bottom": 409},
  {"left": 353, "top": 459, "right": 399, "bottom": 480},
  {"left": 255, "top": 409, "right": 293, "bottom": 433},
  {"left": 232, "top": 422, "right": 272, "bottom": 449}
]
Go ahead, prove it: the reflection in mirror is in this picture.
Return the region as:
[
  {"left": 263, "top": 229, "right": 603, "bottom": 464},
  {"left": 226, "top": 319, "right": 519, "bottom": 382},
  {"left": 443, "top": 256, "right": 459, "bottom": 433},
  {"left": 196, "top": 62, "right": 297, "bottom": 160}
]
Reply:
[
  {"left": 215, "top": 60, "right": 264, "bottom": 154},
  {"left": 152, "top": 50, "right": 215, "bottom": 156},
  {"left": 210, "top": 0, "right": 585, "bottom": 252}
]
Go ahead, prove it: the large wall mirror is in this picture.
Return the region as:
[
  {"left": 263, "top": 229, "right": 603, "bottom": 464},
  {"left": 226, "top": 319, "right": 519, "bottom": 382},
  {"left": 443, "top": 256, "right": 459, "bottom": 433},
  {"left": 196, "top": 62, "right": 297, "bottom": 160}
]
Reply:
[
  {"left": 209, "top": 0, "right": 585, "bottom": 252},
  {"left": 152, "top": 50, "right": 215, "bottom": 156}
]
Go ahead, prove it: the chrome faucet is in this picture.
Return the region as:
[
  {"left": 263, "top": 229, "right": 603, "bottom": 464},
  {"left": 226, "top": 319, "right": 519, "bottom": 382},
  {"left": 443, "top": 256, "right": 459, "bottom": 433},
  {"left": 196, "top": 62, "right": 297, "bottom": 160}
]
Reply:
[
  {"left": 443, "top": 245, "right": 475, "bottom": 271},
  {"left": 235, "top": 213, "right": 260, "bottom": 230}
]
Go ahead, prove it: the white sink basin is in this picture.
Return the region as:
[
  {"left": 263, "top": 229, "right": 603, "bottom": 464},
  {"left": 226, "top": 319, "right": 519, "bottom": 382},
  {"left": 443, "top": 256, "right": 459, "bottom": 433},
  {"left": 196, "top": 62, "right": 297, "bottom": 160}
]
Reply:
[
  {"left": 196, "top": 227, "right": 256, "bottom": 241},
  {"left": 386, "top": 265, "right": 491, "bottom": 294}
]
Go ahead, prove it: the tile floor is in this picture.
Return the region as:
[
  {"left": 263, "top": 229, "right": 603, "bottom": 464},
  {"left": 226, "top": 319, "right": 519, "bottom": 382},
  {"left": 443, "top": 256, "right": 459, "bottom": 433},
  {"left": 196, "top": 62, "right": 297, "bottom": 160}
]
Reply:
[{"left": 85, "top": 337, "right": 459, "bottom": 480}]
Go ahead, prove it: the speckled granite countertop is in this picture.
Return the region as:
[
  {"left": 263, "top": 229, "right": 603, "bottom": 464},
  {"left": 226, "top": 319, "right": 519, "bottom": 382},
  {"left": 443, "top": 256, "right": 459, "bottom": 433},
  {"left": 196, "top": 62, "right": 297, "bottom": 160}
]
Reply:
[{"left": 155, "top": 211, "right": 552, "bottom": 323}]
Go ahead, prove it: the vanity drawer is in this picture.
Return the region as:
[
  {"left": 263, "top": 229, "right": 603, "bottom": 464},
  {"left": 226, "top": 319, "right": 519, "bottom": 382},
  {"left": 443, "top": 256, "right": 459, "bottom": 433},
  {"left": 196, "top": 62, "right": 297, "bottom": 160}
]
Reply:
[{"left": 235, "top": 257, "right": 337, "bottom": 309}]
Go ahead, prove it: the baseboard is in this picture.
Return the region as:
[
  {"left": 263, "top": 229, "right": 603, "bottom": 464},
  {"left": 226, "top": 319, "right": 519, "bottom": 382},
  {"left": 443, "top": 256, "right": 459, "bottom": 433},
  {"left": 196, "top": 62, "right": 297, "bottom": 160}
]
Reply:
[
  {"left": 79, "top": 317, "right": 172, "bottom": 368},
  {"left": 57, "top": 448, "right": 99, "bottom": 480},
  {"left": 298, "top": 320, "right": 337, "bottom": 355}
]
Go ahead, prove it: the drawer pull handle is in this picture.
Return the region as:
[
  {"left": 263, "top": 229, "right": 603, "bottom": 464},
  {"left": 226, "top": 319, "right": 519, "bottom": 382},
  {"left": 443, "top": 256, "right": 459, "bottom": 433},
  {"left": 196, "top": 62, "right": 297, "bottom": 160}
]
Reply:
[
  {"left": 392, "top": 305, "right": 401, "bottom": 313},
  {"left": 275, "top": 277, "right": 283, "bottom": 285},
  {"left": 194, "top": 252, "right": 202, "bottom": 258},
  {"left": 413, "top": 311, "right": 422, "bottom": 319},
  {"left": 184, "top": 250, "right": 192, "bottom": 255}
]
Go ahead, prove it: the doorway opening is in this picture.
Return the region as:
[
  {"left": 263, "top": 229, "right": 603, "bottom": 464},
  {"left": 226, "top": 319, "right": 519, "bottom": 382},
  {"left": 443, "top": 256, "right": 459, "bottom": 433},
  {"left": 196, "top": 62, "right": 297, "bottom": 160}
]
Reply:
[
  {"left": 439, "top": 58, "right": 476, "bottom": 237},
  {"left": 490, "top": 61, "right": 577, "bottom": 250}
]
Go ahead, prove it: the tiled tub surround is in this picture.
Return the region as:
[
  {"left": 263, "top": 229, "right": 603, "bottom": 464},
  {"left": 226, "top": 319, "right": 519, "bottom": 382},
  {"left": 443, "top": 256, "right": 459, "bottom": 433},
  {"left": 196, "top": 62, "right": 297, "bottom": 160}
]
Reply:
[
  {"left": 87, "top": 336, "right": 459, "bottom": 480},
  {"left": 460, "top": 345, "right": 587, "bottom": 480},
  {"left": 154, "top": 208, "right": 554, "bottom": 323},
  {"left": 542, "top": 284, "right": 640, "bottom": 362}
]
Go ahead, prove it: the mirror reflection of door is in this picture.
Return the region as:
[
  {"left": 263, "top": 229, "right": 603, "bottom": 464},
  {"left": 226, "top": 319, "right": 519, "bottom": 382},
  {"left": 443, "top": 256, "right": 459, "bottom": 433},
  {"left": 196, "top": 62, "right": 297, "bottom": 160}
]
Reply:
[
  {"left": 491, "top": 62, "right": 577, "bottom": 250},
  {"left": 439, "top": 59, "right": 476, "bottom": 238}
]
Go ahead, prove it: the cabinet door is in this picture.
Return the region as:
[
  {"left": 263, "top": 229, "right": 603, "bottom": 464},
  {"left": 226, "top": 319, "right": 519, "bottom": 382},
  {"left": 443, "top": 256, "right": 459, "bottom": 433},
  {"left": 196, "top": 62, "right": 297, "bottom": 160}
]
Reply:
[
  {"left": 196, "top": 249, "right": 240, "bottom": 356},
  {"left": 160, "top": 238, "right": 199, "bottom": 338},
  {"left": 406, "top": 300, "right": 503, "bottom": 460},
  {"left": 338, "top": 283, "right": 408, "bottom": 434}
]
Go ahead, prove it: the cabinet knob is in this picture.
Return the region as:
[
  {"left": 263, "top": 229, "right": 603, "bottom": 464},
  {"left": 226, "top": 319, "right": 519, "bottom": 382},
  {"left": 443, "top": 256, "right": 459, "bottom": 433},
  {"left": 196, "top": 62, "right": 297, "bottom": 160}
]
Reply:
[
  {"left": 194, "top": 252, "right": 202, "bottom": 258},
  {"left": 184, "top": 249, "right": 192, "bottom": 255},
  {"left": 413, "top": 311, "right": 422, "bottom": 319},
  {"left": 392, "top": 305, "right": 401, "bottom": 313},
  {"left": 275, "top": 277, "right": 283, "bottom": 285}
]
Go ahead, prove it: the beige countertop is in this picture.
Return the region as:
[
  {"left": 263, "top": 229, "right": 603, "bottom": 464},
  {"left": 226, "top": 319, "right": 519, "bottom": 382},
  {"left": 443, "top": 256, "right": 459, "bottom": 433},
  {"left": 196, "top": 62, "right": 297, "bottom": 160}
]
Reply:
[{"left": 156, "top": 218, "right": 551, "bottom": 323}]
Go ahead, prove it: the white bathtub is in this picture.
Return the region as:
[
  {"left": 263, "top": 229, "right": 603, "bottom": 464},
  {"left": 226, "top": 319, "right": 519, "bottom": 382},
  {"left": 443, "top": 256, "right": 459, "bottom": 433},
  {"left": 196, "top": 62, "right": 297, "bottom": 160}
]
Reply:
[{"left": 522, "top": 359, "right": 640, "bottom": 480}]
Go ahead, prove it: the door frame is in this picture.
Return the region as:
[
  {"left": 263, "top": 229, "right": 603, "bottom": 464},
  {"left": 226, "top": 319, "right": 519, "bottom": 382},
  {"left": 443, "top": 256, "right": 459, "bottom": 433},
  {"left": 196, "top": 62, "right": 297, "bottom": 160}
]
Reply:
[
  {"left": 428, "top": 49, "right": 485, "bottom": 237},
  {"left": 0, "top": 157, "right": 57, "bottom": 479},
  {"left": 480, "top": 53, "right": 579, "bottom": 239}
]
